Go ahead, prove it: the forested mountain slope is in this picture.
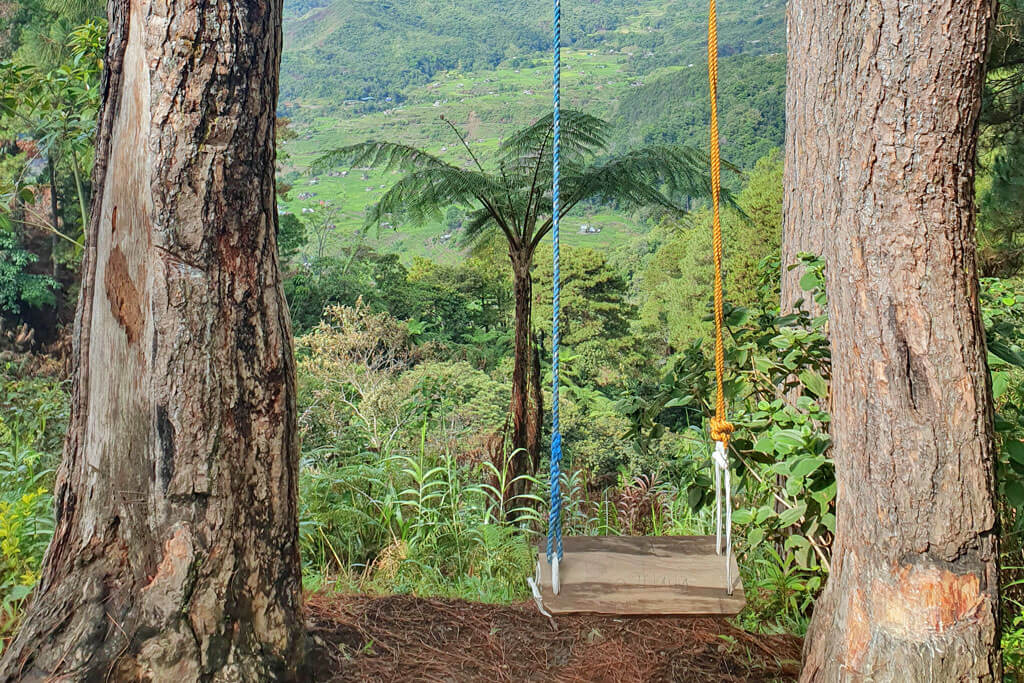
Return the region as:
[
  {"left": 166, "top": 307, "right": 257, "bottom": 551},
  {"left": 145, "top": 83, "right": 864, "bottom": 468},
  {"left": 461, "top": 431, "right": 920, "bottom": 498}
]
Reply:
[
  {"left": 273, "top": 0, "right": 787, "bottom": 260},
  {"left": 614, "top": 53, "right": 785, "bottom": 168},
  {"left": 280, "top": 0, "right": 785, "bottom": 103}
]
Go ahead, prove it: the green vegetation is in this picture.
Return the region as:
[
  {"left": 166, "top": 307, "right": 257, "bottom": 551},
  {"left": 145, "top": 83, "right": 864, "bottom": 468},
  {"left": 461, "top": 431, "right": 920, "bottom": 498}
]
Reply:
[
  {"left": 313, "top": 110, "right": 717, "bottom": 491},
  {"left": 280, "top": 0, "right": 783, "bottom": 105},
  {"left": 0, "top": 18, "right": 103, "bottom": 321},
  {"left": 275, "top": 0, "right": 787, "bottom": 265},
  {"left": 2, "top": 0, "right": 1024, "bottom": 674},
  {"left": 615, "top": 54, "right": 785, "bottom": 169}
]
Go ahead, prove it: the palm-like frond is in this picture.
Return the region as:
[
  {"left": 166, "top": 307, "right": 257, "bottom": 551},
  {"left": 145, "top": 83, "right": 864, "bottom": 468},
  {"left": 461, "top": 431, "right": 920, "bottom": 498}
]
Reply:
[
  {"left": 367, "top": 166, "right": 512, "bottom": 235},
  {"left": 498, "top": 110, "right": 611, "bottom": 166},
  {"left": 529, "top": 145, "right": 725, "bottom": 249},
  {"left": 312, "top": 113, "right": 732, "bottom": 253},
  {"left": 312, "top": 141, "right": 451, "bottom": 175},
  {"left": 460, "top": 207, "right": 502, "bottom": 250}
]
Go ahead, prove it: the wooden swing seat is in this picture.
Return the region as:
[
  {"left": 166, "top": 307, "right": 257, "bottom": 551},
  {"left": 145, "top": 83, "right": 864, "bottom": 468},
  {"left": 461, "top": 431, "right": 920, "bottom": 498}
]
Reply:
[{"left": 535, "top": 535, "right": 745, "bottom": 615}]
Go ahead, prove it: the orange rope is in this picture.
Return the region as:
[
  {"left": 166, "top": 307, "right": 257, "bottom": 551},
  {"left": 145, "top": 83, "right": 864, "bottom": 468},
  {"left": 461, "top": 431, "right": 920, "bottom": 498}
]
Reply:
[{"left": 707, "top": 0, "right": 733, "bottom": 446}]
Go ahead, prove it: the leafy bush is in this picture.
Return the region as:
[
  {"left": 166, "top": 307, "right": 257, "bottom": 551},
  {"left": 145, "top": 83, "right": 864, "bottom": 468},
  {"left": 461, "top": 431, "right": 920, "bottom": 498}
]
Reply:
[
  {"left": 0, "top": 231, "right": 56, "bottom": 315},
  {"left": 0, "top": 366, "right": 65, "bottom": 649}
]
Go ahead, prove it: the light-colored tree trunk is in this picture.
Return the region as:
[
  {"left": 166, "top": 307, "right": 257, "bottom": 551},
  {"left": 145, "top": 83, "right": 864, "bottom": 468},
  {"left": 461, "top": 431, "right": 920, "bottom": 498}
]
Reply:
[
  {"left": 0, "top": 0, "right": 305, "bottom": 678},
  {"left": 787, "top": 0, "right": 1001, "bottom": 679}
]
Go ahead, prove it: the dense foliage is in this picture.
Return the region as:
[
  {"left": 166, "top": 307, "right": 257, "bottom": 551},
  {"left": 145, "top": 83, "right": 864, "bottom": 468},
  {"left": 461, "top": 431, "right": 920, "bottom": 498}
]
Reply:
[
  {"left": 280, "top": 0, "right": 784, "bottom": 104},
  {"left": 615, "top": 54, "right": 785, "bottom": 169},
  {"left": 2, "top": 0, "right": 1024, "bottom": 673},
  {"left": 282, "top": 0, "right": 629, "bottom": 102}
]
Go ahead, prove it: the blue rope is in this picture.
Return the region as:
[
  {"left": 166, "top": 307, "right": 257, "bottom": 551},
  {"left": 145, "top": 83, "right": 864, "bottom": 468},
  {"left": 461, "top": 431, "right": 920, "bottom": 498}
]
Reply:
[{"left": 547, "top": 0, "right": 564, "bottom": 566}]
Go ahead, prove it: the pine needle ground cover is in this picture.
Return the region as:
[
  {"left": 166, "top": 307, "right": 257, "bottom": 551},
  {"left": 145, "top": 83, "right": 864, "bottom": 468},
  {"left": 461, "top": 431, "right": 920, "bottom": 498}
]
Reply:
[{"left": 305, "top": 592, "right": 802, "bottom": 682}]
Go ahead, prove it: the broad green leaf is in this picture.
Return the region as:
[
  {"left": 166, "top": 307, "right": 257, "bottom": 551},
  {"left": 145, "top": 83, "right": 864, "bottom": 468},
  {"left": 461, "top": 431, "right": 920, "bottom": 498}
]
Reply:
[
  {"left": 799, "top": 271, "right": 820, "bottom": 291},
  {"left": 992, "top": 372, "right": 1009, "bottom": 400},
  {"left": 1005, "top": 479, "right": 1024, "bottom": 508},
  {"left": 727, "top": 307, "right": 751, "bottom": 327},
  {"left": 777, "top": 503, "right": 806, "bottom": 527},
  {"left": 784, "top": 534, "right": 810, "bottom": 551},
  {"left": 790, "top": 455, "right": 825, "bottom": 479},
  {"left": 3, "top": 585, "right": 32, "bottom": 603},
  {"left": 811, "top": 480, "right": 837, "bottom": 505},
  {"left": 732, "top": 509, "right": 754, "bottom": 525},
  {"left": 773, "top": 430, "right": 805, "bottom": 450},
  {"left": 1007, "top": 440, "right": 1024, "bottom": 467},
  {"left": 798, "top": 369, "right": 829, "bottom": 398}
]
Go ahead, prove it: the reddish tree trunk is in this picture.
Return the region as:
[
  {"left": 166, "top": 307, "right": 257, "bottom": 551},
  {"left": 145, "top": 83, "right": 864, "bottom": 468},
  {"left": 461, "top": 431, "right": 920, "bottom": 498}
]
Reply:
[
  {"left": 787, "top": 0, "right": 1001, "bottom": 679},
  {"left": 0, "top": 0, "right": 305, "bottom": 678}
]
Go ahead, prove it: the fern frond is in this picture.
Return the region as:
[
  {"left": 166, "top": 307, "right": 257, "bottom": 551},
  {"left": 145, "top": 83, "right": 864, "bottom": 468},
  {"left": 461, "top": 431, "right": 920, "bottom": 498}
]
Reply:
[{"left": 313, "top": 141, "right": 453, "bottom": 175}]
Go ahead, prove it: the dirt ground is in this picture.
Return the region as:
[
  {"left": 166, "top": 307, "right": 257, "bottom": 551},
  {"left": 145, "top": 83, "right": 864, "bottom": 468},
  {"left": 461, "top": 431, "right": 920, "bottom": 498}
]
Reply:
[{"left": 305, "top": 593, "right": 803, "bottom": 682}]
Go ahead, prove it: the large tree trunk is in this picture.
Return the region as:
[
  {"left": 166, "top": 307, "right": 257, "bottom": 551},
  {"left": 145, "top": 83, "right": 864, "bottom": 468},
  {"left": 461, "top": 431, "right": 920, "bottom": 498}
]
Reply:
[
  {"left": 781, "top": 0, "right": 824, "bottom": 319},
  {"left": 0, "top": 0, "right": 304, "bottom": 679},
  {"left": 789, "top": 0, "right": 1001, "bottom": 679}
]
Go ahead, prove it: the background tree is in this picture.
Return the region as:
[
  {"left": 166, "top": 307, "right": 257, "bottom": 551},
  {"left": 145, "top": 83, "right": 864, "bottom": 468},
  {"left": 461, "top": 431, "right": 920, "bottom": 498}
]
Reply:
[
  {"left": 635, "top": 150, "right": 781, "bottom": 351},
  {"left": 787, "top": 0, "right": 1002, "bottom": 678},
  {"left": 278, "top": 213, "right": 309, "bottom": 264},
  {"left": 315, "top": 111, "right": 714, "bottom": 494},
  {"left": 0, "top": 0, "right": 304, "bottom": 677},
  {"left": 977, "top": 0, "right": 1024, "bottom": 275}
]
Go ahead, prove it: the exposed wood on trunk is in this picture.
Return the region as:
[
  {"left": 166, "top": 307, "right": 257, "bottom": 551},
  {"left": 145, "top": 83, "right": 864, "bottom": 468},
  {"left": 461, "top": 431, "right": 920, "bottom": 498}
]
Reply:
[
  {"left": 787, "top": 0, "right": 1001, "bottom": 679},
  {"left": 0, "top": 0, "right": 305, "bottom": 678}
]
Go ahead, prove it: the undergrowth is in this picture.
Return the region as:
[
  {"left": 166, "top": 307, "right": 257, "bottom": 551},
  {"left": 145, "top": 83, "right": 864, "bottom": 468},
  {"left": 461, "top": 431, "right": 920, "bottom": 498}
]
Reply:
[{"left": 0, "top": 275, "right": 1021, "bottom": 676}]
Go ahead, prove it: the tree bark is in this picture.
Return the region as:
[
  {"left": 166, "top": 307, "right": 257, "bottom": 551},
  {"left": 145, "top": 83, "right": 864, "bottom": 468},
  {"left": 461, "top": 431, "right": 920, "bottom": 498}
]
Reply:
[
  {"left": 781, "top": 0, "right": 828, "bottom": 319},
  {"left": 788, "top": 0, "right": 1001, "bottom": 679},
  {"left": 526, "top": 330, "right": 544, "bottom": 475},
  {"left": 0, "top": 0, "right": 305, "bottom": 678},
  {"left": 507, "top": 250, "right": 536, "bottom": 502}
]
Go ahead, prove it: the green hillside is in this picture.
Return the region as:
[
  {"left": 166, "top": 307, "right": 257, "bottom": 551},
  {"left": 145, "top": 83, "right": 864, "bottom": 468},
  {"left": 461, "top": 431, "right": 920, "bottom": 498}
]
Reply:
[
  {"left": 614, "top": 53, "right": 786, "bottom": 168},
  {"left": 280, "top": 0, "right": 785, "bottom": 104},
  {"left": 281, "top": 0, "right": 642, "bottom": 103},
  {"left": 277, "top": 0, "right": 787, "bottom": 263}
]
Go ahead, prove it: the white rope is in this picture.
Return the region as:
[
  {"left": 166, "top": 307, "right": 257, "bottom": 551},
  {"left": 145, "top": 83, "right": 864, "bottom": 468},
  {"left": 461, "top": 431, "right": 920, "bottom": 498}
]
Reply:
[
  {"left": 713, "top": 440, "right": 733, "bottom": 595},
  {"left": 527, "top": 578, "right": 553, "bottom": 619},
  {"left": 551, "top": 554, "right": 560, "bottom": 595},
  {"left": 528, "top": 559, "right": 554, "bottom": 619}
]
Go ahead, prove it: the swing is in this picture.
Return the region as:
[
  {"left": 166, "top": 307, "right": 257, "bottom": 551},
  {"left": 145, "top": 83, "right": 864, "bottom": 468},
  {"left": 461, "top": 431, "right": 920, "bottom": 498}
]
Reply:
[{"left": 528, "top": 0, "right": 746, "bottom": 616}]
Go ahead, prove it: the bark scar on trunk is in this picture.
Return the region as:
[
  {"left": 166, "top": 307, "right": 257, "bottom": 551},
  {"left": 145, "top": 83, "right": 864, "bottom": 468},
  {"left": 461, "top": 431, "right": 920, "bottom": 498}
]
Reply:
[
  {"left": 141, "top": 526, "right": 201, "bottom": 625},
  {"left": 872, "top": 564, "right": 988, "bottom": 640},
  {"left": 105, "top": 244, "right": 143, "bottom": 344}
]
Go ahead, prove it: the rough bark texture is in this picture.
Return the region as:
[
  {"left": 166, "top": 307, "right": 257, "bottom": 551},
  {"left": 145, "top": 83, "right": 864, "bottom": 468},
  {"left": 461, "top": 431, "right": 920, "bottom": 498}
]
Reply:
[
  {"left": 788, "top": 0, "right": 1001, "bottom": 679},
  {"left": 0, "top": 0, "right": 304, "bottom": 678},
  {"left": 507, "top": 251, "right": 538, "bottom": 501},
  {"left": 781, "top": 15, "right": 825, "bottom": 319},
  {"left": 526, "top": 331, "right": 543, "bottom": 473}
]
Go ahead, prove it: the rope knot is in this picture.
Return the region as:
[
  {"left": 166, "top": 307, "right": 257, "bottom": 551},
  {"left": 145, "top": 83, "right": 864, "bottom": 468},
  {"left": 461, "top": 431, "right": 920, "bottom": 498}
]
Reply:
[{"left": 710, "top": 416, "right": 734, "bottom": 445}]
